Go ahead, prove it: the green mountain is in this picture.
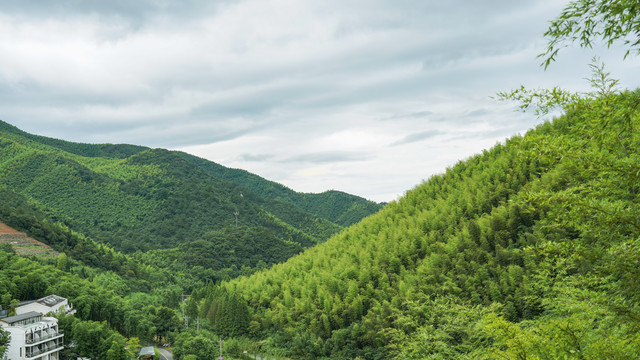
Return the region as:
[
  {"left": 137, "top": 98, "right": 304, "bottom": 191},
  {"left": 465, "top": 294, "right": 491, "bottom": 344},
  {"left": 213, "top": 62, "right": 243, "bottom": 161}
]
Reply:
[
  {"left": 3, "top": 91, "right": 639, "bottom": 360},
  {"left": 222, "top": 90, "right": 640, "bottom": 359},
  {"left": 0, "top": 120, "right": 380, "bottom": 255}
]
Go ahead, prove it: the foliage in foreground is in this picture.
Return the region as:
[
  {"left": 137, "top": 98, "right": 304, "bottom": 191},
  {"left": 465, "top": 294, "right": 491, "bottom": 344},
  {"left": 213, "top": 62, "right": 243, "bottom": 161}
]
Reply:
[{"left": 540, "top": 0, "right": 640, "bottom": 67}]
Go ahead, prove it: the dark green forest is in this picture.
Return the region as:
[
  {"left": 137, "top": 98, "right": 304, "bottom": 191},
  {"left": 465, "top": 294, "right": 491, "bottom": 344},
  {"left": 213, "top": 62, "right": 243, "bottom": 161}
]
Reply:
[{"left": 175, "top": 152, "right": 383, "bottom": 227}]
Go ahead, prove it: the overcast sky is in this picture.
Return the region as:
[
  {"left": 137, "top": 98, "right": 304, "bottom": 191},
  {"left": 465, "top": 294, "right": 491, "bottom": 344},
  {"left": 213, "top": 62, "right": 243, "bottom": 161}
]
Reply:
[{"left": 1, "top": 1, "right": 639, "bottom": 202}]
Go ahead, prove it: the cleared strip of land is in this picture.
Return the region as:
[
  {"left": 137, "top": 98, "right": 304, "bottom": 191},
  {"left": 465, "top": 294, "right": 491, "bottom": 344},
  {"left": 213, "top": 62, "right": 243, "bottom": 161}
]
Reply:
[{"left": 0, "top": 221, "right": 21, "bottom": 234}]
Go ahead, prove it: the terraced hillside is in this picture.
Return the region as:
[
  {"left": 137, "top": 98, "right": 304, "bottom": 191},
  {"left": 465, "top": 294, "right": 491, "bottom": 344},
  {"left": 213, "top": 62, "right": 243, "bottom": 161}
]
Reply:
[{"left": 0, "top": 221, "right": 58, "bottom": 258}]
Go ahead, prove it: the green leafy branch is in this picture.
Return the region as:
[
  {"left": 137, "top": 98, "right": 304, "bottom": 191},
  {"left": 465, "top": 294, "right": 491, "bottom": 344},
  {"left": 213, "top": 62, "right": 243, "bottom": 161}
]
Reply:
[
  {"left": 494, "top": 86, "right": 581, "bottom": 117},
  {"left": 539, "top": 0, "right": 640, "bottom": 69},
  {"left": 495, "top": 57, "right": 620, "bottom": 118},
  {"left": 585, "top": 56, "right": 620, "bottom": 98}
]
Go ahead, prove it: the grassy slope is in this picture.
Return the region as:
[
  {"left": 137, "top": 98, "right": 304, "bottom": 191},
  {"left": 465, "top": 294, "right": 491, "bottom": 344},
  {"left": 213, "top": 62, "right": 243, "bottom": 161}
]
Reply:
[{"left": 229, "top": 91, "right": 640, "bottom": 359}]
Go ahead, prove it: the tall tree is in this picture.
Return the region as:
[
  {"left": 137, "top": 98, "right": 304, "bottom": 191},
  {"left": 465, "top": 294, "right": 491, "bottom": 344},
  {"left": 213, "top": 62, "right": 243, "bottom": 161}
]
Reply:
[{"left": 57, "top": 252, "right": 69, "bottom": 272}]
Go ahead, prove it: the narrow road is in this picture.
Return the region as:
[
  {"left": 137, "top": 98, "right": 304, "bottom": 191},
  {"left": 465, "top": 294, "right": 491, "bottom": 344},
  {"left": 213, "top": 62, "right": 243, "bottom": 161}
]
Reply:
[{"left": 158, "top": 347, "right": 173, "bottom": 360}]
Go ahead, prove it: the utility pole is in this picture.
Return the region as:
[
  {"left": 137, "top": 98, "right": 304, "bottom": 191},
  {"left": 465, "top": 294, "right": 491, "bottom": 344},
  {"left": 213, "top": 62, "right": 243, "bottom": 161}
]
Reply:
[
  {"left": 233, "top": 192, "right": 242, "bottom": 228},
  {"left": 234, "top": 209, "right": 239, "bottom": 227},
  {"left": 218, "top": 337, "right": 224, "bottom": 360},
  {"left": 181, "top": 294, "right": 190, "bottom": 328}
]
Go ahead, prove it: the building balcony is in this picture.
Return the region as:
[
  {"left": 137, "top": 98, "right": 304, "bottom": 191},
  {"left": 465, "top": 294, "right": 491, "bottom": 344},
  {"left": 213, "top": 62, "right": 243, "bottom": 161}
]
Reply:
[
  {"left": 25, "top": 330, "right": 64, "bottom": 345},
  {"left": 25, "top": 343, "right": 64, "bottom": 358}
]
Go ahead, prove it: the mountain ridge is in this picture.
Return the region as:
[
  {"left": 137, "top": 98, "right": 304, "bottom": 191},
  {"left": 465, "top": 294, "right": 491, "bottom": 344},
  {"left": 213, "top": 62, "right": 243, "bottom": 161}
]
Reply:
[{"left": 0, "top": 120, "right": 148, "bottom": 159}]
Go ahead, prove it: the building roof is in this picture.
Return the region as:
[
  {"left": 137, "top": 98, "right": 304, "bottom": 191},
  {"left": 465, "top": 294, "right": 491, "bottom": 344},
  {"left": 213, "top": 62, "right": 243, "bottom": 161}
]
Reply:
[
  {"left": 0, "top": 311, "right": 42, "bottom": 325},
  {"left": 16, "top": 300, "right": 35, "bottom": 307},
  {"left": 37, "top": 295, "right": 66, "bottom": 307}
]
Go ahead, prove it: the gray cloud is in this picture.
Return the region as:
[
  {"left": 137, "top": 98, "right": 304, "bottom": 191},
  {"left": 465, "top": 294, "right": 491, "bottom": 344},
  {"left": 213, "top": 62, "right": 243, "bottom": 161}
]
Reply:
[
  {"left": 283, "top": 151, "right": 372, "bottom": 164},
  {"left": 402, "top": 111, "right": 433, "bottom": 119},
  {"left": 391, "top": 130, "right": 445, "bottom": 146},
  {"left": 384, "top": 111, "right": 433, "bottom": 122},
  {"left": 465, "top": 109, "right": 490, "bottom": 117},
  {"left": 238, "top": 153, "right": 275, "bottom": 162},
  {"left": 0, "top": 0, "right": 228, "bottom": 27}
]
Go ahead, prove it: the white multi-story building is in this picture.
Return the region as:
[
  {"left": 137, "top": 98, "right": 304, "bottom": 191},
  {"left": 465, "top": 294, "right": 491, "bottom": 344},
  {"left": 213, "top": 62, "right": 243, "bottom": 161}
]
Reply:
[
  {"left": 15, "top": 295, "right": 75, "bottom": 316},
  {"left": 0, "top": 311, "right": 64, "bottom": 360}
]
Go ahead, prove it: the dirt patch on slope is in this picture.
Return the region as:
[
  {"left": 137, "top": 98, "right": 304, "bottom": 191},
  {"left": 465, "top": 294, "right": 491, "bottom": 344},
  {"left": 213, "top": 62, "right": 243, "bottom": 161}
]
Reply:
[
  {"left": 0, "top": 221, "right": 59, "bottom": 258},
  {"left": 0, "top": 221, "right": 22, "bottom": 234}
]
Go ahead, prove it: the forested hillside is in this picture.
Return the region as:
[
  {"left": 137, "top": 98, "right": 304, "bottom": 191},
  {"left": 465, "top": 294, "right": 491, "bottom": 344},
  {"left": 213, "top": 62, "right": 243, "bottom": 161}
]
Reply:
[
  {"left": 0, "top": 188, "right": 285, "bottom": 359},
  {"left": 224, "top": 89, "right": 640, "bottom": 359},
  {"left": 0, "top": 121, "right": 147, "bottom": 159},
  {"left": 0, "top": 121, "right": 380, "bottom": 255},
  {"left": 0, "top": 245, "right": 188, "bottom": 359}
]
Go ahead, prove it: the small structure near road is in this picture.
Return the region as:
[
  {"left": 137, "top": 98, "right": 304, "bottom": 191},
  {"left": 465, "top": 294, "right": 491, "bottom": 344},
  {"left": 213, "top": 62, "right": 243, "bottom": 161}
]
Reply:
[{"left": 139, "top": 346, "right": 155, "bottom": 359}]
